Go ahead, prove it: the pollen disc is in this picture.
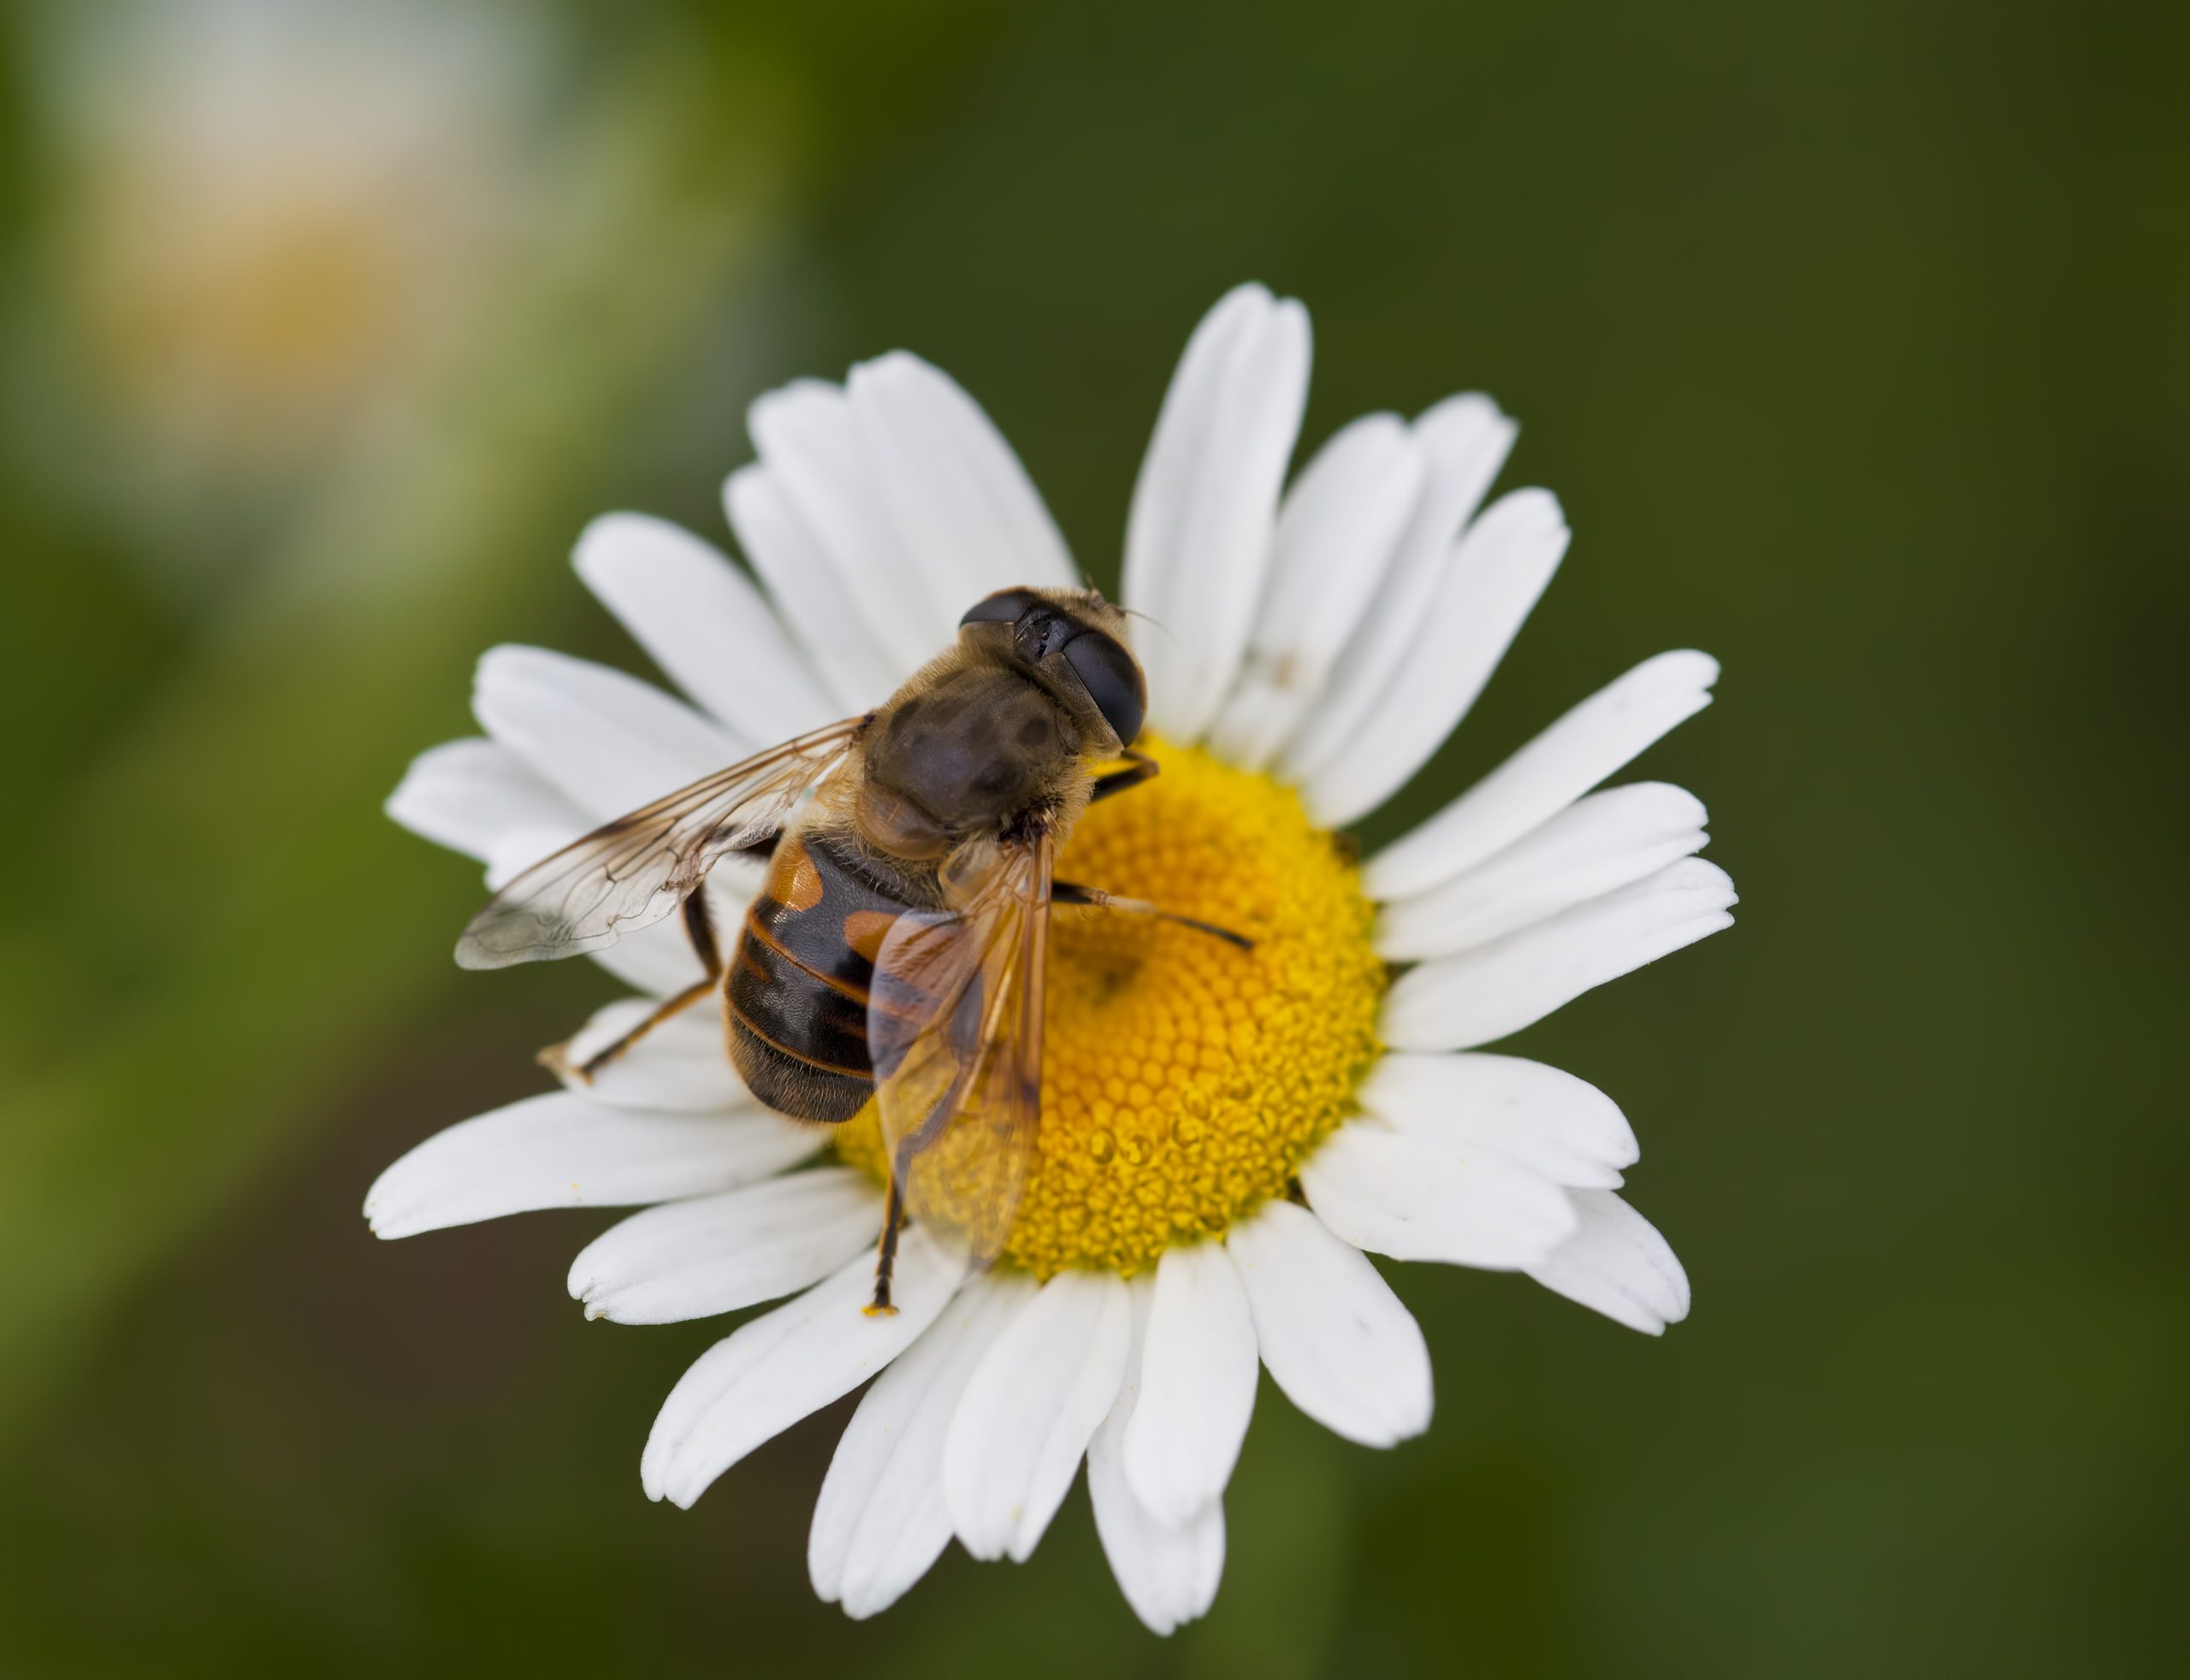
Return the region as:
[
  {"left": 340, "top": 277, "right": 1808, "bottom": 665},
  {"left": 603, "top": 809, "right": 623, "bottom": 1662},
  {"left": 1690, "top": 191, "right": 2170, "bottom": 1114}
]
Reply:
[{"left": 834, "top": 736, "right": 1386, "bottom": 1278}]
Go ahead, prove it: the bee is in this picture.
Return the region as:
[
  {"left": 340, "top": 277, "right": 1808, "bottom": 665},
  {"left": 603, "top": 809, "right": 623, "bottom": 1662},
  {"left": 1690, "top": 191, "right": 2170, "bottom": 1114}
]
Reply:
[{"left": 457, "top": 586, "right": 1249, "bottom": 1313}]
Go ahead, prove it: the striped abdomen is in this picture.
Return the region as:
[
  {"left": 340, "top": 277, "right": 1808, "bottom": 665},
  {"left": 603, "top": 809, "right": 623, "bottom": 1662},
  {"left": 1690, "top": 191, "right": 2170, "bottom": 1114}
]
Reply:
[{"left": 726, "top": 830, "right": 908, "bottom": 1123}]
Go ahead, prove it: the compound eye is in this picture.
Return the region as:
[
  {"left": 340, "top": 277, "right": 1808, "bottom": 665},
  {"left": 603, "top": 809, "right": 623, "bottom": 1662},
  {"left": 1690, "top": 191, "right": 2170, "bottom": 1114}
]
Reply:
[
  {"left": 960, "top": 588, "right": 1041, "bottom": 627},
  {"left": 1062, "top": 630, "right": 1146, "bottom": 748}
]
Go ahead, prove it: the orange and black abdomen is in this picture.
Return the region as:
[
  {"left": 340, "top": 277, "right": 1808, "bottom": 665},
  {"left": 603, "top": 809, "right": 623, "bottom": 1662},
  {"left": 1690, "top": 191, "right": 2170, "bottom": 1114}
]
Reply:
[{"left": 727, "top": 831, "right": 906, "bottom": 1123}]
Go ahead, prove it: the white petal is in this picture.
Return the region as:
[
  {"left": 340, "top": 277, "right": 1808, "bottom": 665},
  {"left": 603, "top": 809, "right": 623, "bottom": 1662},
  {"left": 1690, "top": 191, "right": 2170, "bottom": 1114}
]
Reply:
[
  {"left": 809, "top": 1273, "right": 1033, "bottom": 1619},
  {"left": 748, "top": 382, "right": 948, "bottom": 678},
  {"left": 1358, "top": 1052, "right": 1638, "bottom": 1190},
  {"left": 1088, "top": 1454, "right": 1225, "bottom": 1639},
  {"left": 1382, "top": 857, "right": 1737, "bottom": 1052},
  {"left": 845, "top": 352, "right": 1076, "bottom": 606},
  {"left": 944, "top": 1269, "right": 1132, "bottom": 1563},
  {"left": 1223, "top": 1199, "right": 1431, "bottom": 1448},
  {"left": 1207, "top": 414, "right": 1424, "bottom": 770},
  {"left": 642, "top": 1229, "right": 963, "bottom": 1509},
  {"left": 1281, "top": 394, "right": 1517, "bottom": 782},
  {"left": 385, "top": 737, "right": 587, "bottom": 862},
  {"left": 1300, "top": 1122, "right": 1577, "bottom": 1269},
  {"left": 363, "top": 1092, "right": 820, "bottom": 1240},
  {"left": 1298, "top": 488, "right": 1569, "bottom": 827},
  {"left": 1376, "top": 783, "right": 1708, "bottom": 961},
  {"left": 1527, "top": 1189, "right": 1690, "bottom": 1334},
  {"left": 1123, "top": 283, "right": 1311, "bottom": 742},
  {"left": 573, "top": 513, "right": 838, "bottom": 746},
  {"left": 472, "top": 644, "right": 743, "bottom": 821},
  {"left": 1089, "top": 1278, "right": 1227, "bottom": 1636},
  {"left": 1365, "top": 650, "right": 1721, "bottom": 902},
  {"left": 553, "top": 996, "right": 743, "bottom": 1112},
  {"left": 723, "top": 462, "right": 900, "bottom": 712},
  {"left": 566, "top": 1168, "right": 883, "bottom": 1324},
  {"left": 1123, "top": 1240, "right": 1258, "bottom": 1526}
]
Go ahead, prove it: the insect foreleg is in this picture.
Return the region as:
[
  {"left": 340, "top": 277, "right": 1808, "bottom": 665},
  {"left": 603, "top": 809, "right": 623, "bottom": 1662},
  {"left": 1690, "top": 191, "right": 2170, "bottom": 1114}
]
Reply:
[{"left": 1088, "top": 748, "right": 1158, "bottom": 804}]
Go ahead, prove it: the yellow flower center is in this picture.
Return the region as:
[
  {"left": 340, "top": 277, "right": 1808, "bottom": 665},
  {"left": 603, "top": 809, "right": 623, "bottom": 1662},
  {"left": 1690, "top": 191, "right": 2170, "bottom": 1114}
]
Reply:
[{"left": 834, "top": 736, "right": 1385, "bottom": 1277}]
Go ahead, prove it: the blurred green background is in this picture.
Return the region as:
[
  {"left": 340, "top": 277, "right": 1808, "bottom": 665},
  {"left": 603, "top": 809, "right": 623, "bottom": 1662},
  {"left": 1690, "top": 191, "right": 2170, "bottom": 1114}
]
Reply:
[{"left": 3, "top": 0, "right": 2182, "bottom": 1674}]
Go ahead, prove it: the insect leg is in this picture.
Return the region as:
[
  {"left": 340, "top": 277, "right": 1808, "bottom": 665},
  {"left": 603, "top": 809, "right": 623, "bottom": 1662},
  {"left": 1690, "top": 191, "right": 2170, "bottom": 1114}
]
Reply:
[
  {"left": 867, "top": 999, "right": 988, "bottom": 1316},
  {"left": 540, "top": 894, "right": 725, "bottom": 1081},
  {"left": 678, "top": 888, "right": 724, "bottom": 978},
  {"left": 1052, "top": 879, "right": 1254, "bottom": 950},
  {"left": 867, "top": 1149, "right": 911, "bottom": 1316},
  {"left": 1088, "top": 748, "right": 1158, "bottom": 803}
]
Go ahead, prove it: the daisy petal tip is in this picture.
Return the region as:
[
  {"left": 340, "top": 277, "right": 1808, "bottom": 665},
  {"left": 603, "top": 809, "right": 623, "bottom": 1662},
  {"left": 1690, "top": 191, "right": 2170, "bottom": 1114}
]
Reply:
[
  {"left": 719, "top": 459, "right": 763, "bottom": 523},
  {"left": 1423, "top": 387, "right": 1495, "bottom": 423},
  {"left": 569, "top": 508, "right": 645, "bottom": 577},
  {"left": 1649, "top": 647, "right": 1722, "bottom": 701},
  {"left": 743, "top": 374, "right": 833, "bottom": 435},
  {"left": 1625, "top": 1293, "right": 1688, "bottom": 1336},
  {"left": 469, "top": 641, "right": 530, "bottom": 699},
  {"left": 359, "top": 1171, "right": 413, "bottom": 1239},
  {"left": 1528, "top": 1191, "right": 1691, "bottom": 1334},
  {"left": 1677, "top": 855, "right": 1734, "bottom": 891},
  {"left": 379, "top": 778, "right": 423, "bottom": 831},
  {"left": 845, "top": 346, "right": 925, "bottom": 393},
  {"left": 1367, "top": 1389, "right": 1435, "bottom": 1451},
  {"left": 361, "top": 1179, "right": 431, "bottom": 1242},
  {"left": 568, "top": 1274, "right": 613, "bottom": 1320},
  {"left": 1500, "top": 483, "right": 1567, "bottom": 530},
  {"left": 1363, "top": 647, "right": 1728, "bottom": 902},
  {"left": 1402, "top": 1387, "right": 1436, "bottom": 1442},
  {"left": 1210, "top": 278, "right": 1276, "bottom": 320}
]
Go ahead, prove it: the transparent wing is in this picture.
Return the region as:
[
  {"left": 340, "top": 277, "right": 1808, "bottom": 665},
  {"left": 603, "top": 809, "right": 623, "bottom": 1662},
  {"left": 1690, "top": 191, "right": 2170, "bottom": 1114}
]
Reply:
[
  {"left": 454, "top": 718, "right": 865, "bottom": 969},
  {"left": 868, "top": 831, "right": 1051, "bottom": 1270}
]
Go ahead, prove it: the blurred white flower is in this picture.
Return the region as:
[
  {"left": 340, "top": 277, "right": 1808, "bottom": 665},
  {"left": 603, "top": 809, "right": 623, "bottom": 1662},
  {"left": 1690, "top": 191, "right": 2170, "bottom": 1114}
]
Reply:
[{"left": 24, "top": 0, "right": 553, "bottom": 567}]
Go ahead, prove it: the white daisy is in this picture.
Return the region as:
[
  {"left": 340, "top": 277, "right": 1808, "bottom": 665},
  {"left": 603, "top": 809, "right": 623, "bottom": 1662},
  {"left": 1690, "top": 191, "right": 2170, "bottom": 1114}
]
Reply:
[{"left": 370, "top": 283, "right": 1733, "bottom": 1634}]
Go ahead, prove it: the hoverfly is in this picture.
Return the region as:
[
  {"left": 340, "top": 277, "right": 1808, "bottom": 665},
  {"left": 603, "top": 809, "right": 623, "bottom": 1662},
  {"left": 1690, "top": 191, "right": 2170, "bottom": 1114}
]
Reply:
[{"left": 457, "top": 587, "right": 1250, "bottom": 1313}]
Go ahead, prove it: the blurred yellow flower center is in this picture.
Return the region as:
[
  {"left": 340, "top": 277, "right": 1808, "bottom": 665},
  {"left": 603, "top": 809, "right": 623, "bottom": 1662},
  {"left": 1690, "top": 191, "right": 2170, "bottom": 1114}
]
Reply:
[{"left": 835, "top": 736, "right": 1385, "bottom": 1278}]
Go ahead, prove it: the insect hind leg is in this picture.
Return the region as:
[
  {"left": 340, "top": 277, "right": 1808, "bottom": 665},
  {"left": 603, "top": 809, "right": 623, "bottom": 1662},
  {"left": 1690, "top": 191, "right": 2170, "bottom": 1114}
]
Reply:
[{"left": 541, "top": 893, "right": 724, "bottom": 1082}]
